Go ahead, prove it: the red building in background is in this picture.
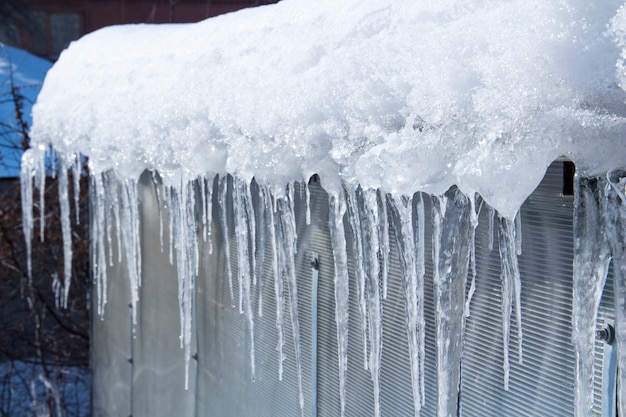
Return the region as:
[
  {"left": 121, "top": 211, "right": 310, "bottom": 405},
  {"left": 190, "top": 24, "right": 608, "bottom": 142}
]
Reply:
[{"left": 4, "top": 0, "right": 278, "bottom": 60}]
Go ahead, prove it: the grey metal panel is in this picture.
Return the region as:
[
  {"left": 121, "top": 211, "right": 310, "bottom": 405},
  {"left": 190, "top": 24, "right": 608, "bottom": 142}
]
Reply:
[
  {"left": 91, "top": 185, "right": 133, "bottom": 417},
  {"left": 93, "top": 161, "right": 614, "bottom": 417},
  {"left": 132, "top": 172, "right": 196, "bottom": 417}
]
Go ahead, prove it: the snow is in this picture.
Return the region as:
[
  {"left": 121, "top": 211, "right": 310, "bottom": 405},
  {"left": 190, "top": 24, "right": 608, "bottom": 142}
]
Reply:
[
  {"left": 27, "top": 0, "right": 626, "bottom": 218},
  {"left": 18, "top": 0, "right": 626, "bottom": 416}
]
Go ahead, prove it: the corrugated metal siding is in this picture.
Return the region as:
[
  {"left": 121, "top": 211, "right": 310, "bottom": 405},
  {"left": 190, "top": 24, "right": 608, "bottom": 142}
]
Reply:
[{"left": 93, "top": 161, "right": 616, "bottom": 416}]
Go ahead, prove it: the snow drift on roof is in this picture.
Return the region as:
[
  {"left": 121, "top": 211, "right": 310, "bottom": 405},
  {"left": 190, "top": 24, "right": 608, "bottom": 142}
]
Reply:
[{"left": 29, "top": 0, "right": 626, "bottom": 217}]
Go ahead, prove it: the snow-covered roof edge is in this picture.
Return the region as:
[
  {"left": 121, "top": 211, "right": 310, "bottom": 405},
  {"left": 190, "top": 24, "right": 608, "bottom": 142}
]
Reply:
[{"left": 28, "top": 0, "right": 626, "bottom": 217}]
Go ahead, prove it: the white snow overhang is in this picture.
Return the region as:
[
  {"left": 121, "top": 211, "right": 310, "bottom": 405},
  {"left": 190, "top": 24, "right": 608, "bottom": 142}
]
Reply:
[{"left": 28, "top": 0, "right": 626, "bottom": 218}]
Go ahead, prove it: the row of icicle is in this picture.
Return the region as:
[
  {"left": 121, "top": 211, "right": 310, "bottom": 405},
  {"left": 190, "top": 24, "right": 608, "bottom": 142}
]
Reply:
[{"left": 20, "top": 148, "right": 625, "bottom": 417}]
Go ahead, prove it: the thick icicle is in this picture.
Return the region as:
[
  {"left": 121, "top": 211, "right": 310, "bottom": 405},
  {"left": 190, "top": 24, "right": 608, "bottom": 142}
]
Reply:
[
  {"left": 488, "top": 205, "right": 495, "bottom": 252},
  {"left": 388, "top": 193, "right": 423, "bottom": 417},
  {"left": 20, "top": 150, "right": 35, "bottom": 283},
  {"left": 256, "top": 184, "right": 267, "bottom": 317},
  {"left": 378, "top": 190, "right": 390, "bottom": 300},
  {"left": 36, "top": 150, "right": 46, "bottom": 241},
  {"left": 91, "top": 172, "right": 108, "bottom": 316},
  {"left": 265, "top": 185, "right": 285, "bottom": 380},
  {"left": 345, "top": 185, "right": 368, "bottom": 369},
  {"left": 233, "top": 177, "right": 256, "bottom": 380},
  {"left": 119, "top": 178, "right": 141, "bottom": 328},
  {"left": 497, "top": 215, "right": 524, "bottom": 390},
  {"left": 602, "top": 170, "right": 626, "bottom": 417},
  {"left": 57, "top": 156, "right": 72, "bottom": 308},
  {"left": 277, "top": 187, "right": 304, "bottom": 411},
  {"left": 465, "top": 195, "right": 480, "bottom": 318},
  {"left": 431, "top": 189, "right": 472, "bottom": 417},
  {"left": 72, "top": 156, "right": 81, "bottom": 225},
  {"left": 329, "top": 193, "right": 349, "bottom": 417},
  {"left": 572, "top": 174, "right": 611, "bottom": 417},
  {"left": 219, "top": 176, "right": 235, "bottom": 306},
  {"left": 358, "top": 188, "right": 383, "bottom": 417},
  {"left": 205, "top": 175, "right": 214, "bottom": 254}
]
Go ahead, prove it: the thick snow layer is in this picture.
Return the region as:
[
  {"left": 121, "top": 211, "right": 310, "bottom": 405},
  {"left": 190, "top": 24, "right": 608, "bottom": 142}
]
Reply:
[
  {"left": 29, "top": 0, "right": 626, "bottom": 217},
  {"left": 0, "top": 45, "right": 50, "bottom": 177}
]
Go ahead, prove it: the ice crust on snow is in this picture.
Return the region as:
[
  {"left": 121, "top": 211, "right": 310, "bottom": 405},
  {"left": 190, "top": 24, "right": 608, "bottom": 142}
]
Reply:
[
  {"left": 20, "top": 0, "right": 626, "bottom": 416},
  {"left": 28, "top": 0, "right": 626, "bottom": 218}
]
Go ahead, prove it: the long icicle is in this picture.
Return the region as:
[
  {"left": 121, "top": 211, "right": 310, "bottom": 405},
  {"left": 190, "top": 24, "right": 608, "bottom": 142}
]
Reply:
[
  {"left": 431, "top": 189, "right": 472, "bottom": 417},
  {"left": 358, "top": 188, "right": 383, "bottom": 417},
  {"left": 388, "top": 193, "right": 422, "bottom": 417},
  {"left": 57, "top": 156, "right": 72, "bottom": 308},
  {"left": 20, "top": 149, "right": 35, "bottom": 283},
  {"left": 345, "top": 185, "right": 368, "bottom": 369},
  {"left": 605, "top": 170, "right": 626, "bottom": 417},
  {"left": 278, "top": 188, "right": 304, "bottom": 411},
  {"left": 497, "top": 214, "right": 524, "bottom": 390},
  {"left": 219, "top": 175, "right": 235, "bottom": 307},
  {"left": 233, "top": 177, "right": 255, "bottom": 380},
  {"left": 572, "top": 174, "right": 610, "bottom": 417},
  {"left": 329, "top": 193, "right": 349, "bottom": 417}
]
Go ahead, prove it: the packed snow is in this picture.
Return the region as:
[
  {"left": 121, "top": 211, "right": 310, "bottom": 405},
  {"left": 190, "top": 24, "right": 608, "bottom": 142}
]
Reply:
[{"left": 19, "top": 0, "right": 626, "bottom": 416}]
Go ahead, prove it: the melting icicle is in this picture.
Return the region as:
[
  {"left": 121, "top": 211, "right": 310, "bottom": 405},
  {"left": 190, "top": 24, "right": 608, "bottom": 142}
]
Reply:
[
  {"left": 72, "top": 156, "right": 81, "bottom": 225},
  {"left": 205, "top": 176, "right": 214, "bottom": 254},
  {"left": 233, "top": 177, "right": 256, "bottom": 380},
  {"left": 256, "top": 184, "right": 267, "bottom": 317},
  {"left": 58, "top": 156, "right": 72, "bottom": 308},
  {"left": 345, "top": 185, "right": 368, "bottom": 369},
  {"left": 572, "top": 174, "right": 611, "bottom": 417},
  {"left": 488, "top": 205, "right": 495, "bottom": 251},
  {"left": 388, "top": 193, "right": 424, "bottom": 417},
  {"left": 605, "top": 170, "right": 626, "bottom": 417},
  {"left": 329, "top": 193, "right": 349, "bottom": 417},
  {"left": 91, "top": 172, "right": 108, "bottom": 316},
  {"left": 264, "top": 184, "right": 285, "bottom": 380},
  {"left": 465, "top": 195, "right": 480, "bottom": 318},
  {"left": 357, "top": 187, "right": 383, "bottom": 417},
  {"left": 515, "top": 211, "right": 523, "bottom": 256},
  {"left": 219, "top": 176, "right": 235, "bottom": 306},
  {"left": 277, "top": 188, "right": 304, "bottom": 411},
  {"left": 378, "top": 190, "right": 390, "bottom": 300},
  {"left": 36, "top": 150, "right": 46, "bottom": 241},
  {"left": 305, "top": 180, "right": 311, "bottom": 225},
  {"left": 431, "top": 189, "right": 472, "bottom": 417},
  {"left": 497, "top": 214, "right": 524, "bottom": 390},
  {"left": 119, "top": 178, "right": 141, "bottom": 328},
  {"left": 20, "top": 150, "right": 34, "bottom": 283}
]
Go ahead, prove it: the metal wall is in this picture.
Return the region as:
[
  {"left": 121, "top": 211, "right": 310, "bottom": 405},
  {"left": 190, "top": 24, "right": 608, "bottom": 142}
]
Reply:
[{"left": 92, "top": 162, "right": 615, "bottom": 416}]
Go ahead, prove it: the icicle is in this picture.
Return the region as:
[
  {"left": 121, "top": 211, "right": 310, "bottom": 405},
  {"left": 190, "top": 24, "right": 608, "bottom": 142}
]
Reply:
[
  {"left": 244, "top": 180, "right": 257, "bottom": 286},
  {"left": 488, "top": 205, "right": 495, "bottom": 251},
  {"left": 256, "top": 184, "right": 267, "bottom": 317},
  {"left": 388, "top": 193, "right": 423, "bottom": 417},
  {"left": 200, "top": 175, "right": 208, "bottom": 242},
  {"left": 329, "top": 193, "right": 349, "bottom": 417},
  {"left": 358, "top": 188, "right": 383, "bottom": 417},
  {"left": 305, "top": 180, "right": 311, "bottom": 225},
  {"left": 465, "top": 195, "right": 480, "bottom": 318},
  {"left": 497, "top": 215, "right": 524, "bottom": 390},
  {"left": 91, "top": 173, "right": 108, "bottom": 316},
  {"left": 344, "top": 185, "right": 368, "bottom": 369},
  {"left": 431, "top": 189, "right": 472, "bottom": 417},
  {"left": 233, "top": 177, "right": 256, "bottom": 380},
  {"left": 36, "top": 149, "right": 46, "bottom": 241},
  {"left": 205, "top": 175, "right": 214, "bottom": 254},
  {"left": 265, "top": 185, "right": 285, "bottom": 380},
  {"left": 151, "top": 171, "right": 165, "bottom": 253},
  {"left": 605, "top": 170, "right": 626, "bottom": 417},
  {"left": 572, "top": 174, "right": 611, "bottom": 417},
  {"left": 57, "top": 156, "right": 72, "bottom": 308},
  {"left": 165, "top": 186, "right": 175, "bottom": 265},
  {"left": 277, "top": 189, "right": 304, "bottom": 411},
  {"left": 72, "top": 156, "right": 81, "bottom": 225},
  {"left": 515, "top": 211, "right": 523, "bottom": 256},
  {"left": 219, "top": 175, "right": 235, "bottom": 306},
  {"left": 104, "top": 171, "right": 122, "bottom": 265},
  {"left": 119, "top": 178, "right": 141, "bottom": 328},
  {"left": 378, "top": 190, "right": 390, "bottom": 300},
  {"left": 415, "top": 193, "right": 426, "bottom": 407},
  {"left": 20, "top": 150, "right": 34, "bottom": 283}
]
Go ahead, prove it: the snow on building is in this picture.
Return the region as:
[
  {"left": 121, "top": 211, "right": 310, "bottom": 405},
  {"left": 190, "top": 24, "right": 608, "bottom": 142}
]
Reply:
[{"left": 20, "top": 0, "right": 626, "bottom": 416}]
